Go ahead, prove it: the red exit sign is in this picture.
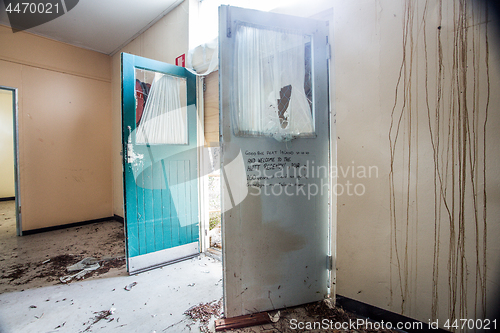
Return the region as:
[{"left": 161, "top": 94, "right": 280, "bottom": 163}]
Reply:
[{"left": 176, "top": 54, "right": 186, "bottom": 67}]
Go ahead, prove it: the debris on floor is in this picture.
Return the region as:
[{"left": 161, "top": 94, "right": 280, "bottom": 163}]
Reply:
[
  {"left": 301, "top": 299, "right": 400, "bottom": 332},
  {"left": 184, "top": 298, "right": 223, "bottom": 333},
  {"left": 194, "top": 299, "right": 401, "bottom": 333},
  {"left": 1, "top": 254, "right": 223, "bottom": 333},
  {"left": 268, "top": 310, "right": 280, "bottom": 323},
  {"left": 0, "top": 201, "right": 127, "bottom": 294},
  {"left": 67, "top": 257, "right": 100, "bottom": 272},
  {"left": 0, "top": 254, "right": 127, "bottom": 292},
  {"left": 60, "top": 266, "right": 98, "bottom": 283},
  {"left": 81, "top": 308, "right": 115, "bottom": 332},
  {"left": 60, "top": 257, "right": 101, "bottom": 283},
  {"left": 54, "top": 322, "right": 66, "bottom": 329},
  {"left": 124, "top": 281, "right": 137, "bottom": 291}
]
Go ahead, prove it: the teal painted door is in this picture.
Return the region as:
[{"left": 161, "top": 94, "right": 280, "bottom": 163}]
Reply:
[{"left": 121, "top": 53, "right": 199, "bottom": 274}]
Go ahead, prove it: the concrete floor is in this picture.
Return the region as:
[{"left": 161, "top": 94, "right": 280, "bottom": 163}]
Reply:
[
  {"left": 0, "top": 201, "right": 387, "bottom": 333},
  {"left": 0, "top": 255, "right": 223, "bottom": 333},
  {"left": 0, "top": 200, "right": 224, "bottom": 332},
  {"left": 0, "top": 201, "right": 127, "bottom": 293}
]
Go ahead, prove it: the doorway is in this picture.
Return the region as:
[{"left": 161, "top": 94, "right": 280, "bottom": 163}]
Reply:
[
  {"left": 201, "top": 70, "right": 222, "bottom": 258},
  {"left": 0, "top": 86, "right": 127, "bottom": 293},
  {"left": 0, "top": 86, "right": 20, "bottom": 236},
  {"left": 206, "top": 146, "right": 222, "bottom": 254}
]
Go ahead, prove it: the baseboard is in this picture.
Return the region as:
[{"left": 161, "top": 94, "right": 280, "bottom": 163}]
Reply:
[
  {"left": 113, "top": 215, "right": 124, "bottom": 223},
  {"left": 335, "top": 295, "right": 450, "bottom": 332},
  {"left": 22, "top": 216, "right": 122, "bottom": 236},
  {"left": 0, "top": 197, "right": 15, "bottom": 202}
]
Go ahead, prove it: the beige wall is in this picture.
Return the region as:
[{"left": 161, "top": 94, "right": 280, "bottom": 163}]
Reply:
[
  {"left": 111, "top": 0, "right": 191, "bottom": 217},
  {"left": 0, "top": 89, "right": 15, "bottom": 198},
  {"left": 0, "top": 25, "right": 113, "bottom": 231},
  {"left": 331, "top": 0, "right": 500, "bottom": 327}
]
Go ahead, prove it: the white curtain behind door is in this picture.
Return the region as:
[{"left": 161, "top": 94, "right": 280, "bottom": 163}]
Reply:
[
  {"left": 136, "top": 73, "right": 187, "bottom": 145},
  {"left": 232, "top": 23, "right": 314, "bottom": 142}
]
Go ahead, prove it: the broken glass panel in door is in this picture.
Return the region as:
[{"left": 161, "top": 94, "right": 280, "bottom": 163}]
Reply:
[
  {"left": 135, "top": 68, "right": 188, "bottom": 145},
  {"left": 231, "top": 24, "right": 314, "bottom": 142}
]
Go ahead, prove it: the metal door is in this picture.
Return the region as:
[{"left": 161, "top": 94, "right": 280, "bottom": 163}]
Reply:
[
  {"left": 121, "top": 53, "right": 199, "bottom": 274},
  {"left": 219, "top": 6, "right": 331, "bottom": 317}
]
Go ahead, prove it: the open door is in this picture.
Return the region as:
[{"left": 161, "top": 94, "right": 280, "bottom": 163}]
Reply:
[
  {"left": 0, "top": 86, "right": 21, "bottom": 236},
  {"left": 121, "top": 53, "right": 199, "bottom": 274},
  {"left": 219, "top": 6, "right": 331, "bottom": 317}
]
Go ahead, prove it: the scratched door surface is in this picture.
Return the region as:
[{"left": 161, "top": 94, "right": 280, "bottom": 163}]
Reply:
[
  {"left": 121, "top": 53, "right": 199, "bottom": 274},
  {"left": 219, "top": 6, "right": 331, "bottom": 317}
]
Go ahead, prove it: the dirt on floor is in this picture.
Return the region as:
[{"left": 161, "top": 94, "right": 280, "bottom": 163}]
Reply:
[
  {"left": 182, "top": 299, "right": 400, "bottom": 333},
  {"left": 1, "top": 201, "right": 399, "bottom": 333},
  {"left": 0, "top": 201, "right": 127, "bottom": 294}
]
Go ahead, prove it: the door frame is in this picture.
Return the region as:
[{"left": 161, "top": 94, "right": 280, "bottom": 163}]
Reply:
[
  {"left": 196, "top": 75, "right": 211, "bottom": 253},
  {"left": 0, "top": 86, "right": 22, "bottom": 236}
]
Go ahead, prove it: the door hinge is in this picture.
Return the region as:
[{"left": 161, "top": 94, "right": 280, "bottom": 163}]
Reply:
[
  {"left": 326, "top": 42, "right": 331, "bottom": 60},
  {"left": 327, "top": 255, "right": 333, "bottom": 270}
]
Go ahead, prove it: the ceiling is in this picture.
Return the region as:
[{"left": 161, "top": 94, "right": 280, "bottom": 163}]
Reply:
[{"left": 0, "top": 0, "right": 185, "bottom": 55}]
